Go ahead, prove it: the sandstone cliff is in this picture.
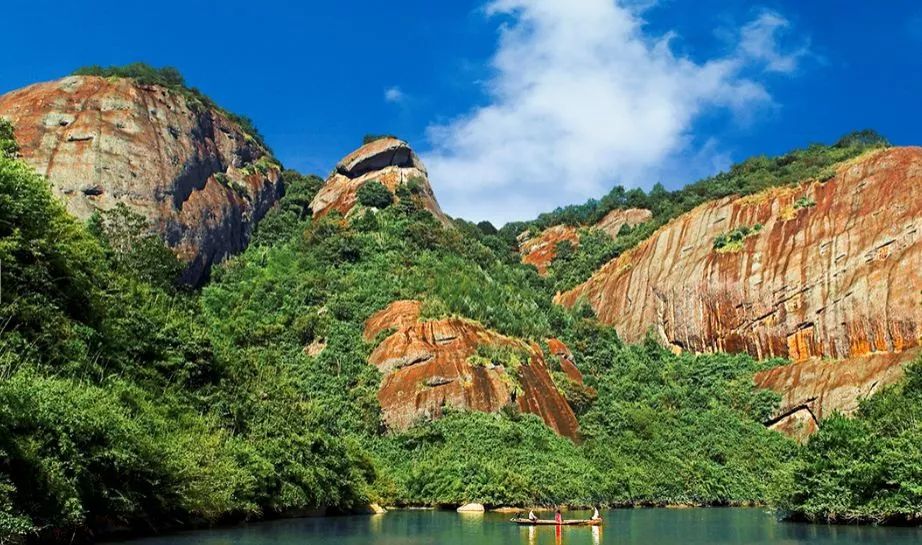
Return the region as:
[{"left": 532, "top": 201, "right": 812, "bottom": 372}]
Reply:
[
  {"left": 518, "top": 208, "right": 651, "bottom": 274},
  {"left": 557, "top": 148, "right": 921, "bottom": 435},
  {"left": 0, "top": 75, "right": 282, "bottom": 284},
  {"left": 311, "top": 138, "right": 450, "bottom": 224},
  {"left": 364, "top": 300, "right": 581, "bottom": 439}
]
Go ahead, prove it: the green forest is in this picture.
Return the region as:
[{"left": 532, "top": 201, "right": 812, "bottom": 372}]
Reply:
[{"left": 0, "top": 69, "right": 919, "bottom": 543}]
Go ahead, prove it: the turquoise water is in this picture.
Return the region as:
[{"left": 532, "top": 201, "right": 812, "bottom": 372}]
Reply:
[{"left": 123, "top": 508, "right": 920, "bottom": 544}]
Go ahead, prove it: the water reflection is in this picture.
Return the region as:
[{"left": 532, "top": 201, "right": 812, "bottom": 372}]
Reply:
[{"left": 116, "top": 508, "right": 922, "bottom": 545}]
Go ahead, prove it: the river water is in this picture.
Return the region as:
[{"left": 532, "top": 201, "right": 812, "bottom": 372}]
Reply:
[{"left": 122, "top": 508, "right": 920, "bottom": 544}]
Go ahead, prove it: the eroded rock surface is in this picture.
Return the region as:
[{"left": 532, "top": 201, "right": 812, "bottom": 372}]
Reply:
[
  {"left": 518, "top": 208, "right": 650, "bottom": 275},
  {"left": 519, "top": 225, "right": 580, "bottom": 274},
  {"left": 754, "top": 349, "right": 919, "bottom": 442},
  {"left": 311, "top": 138, "right": 449, "bottom": 224},
  {"left": 0, "top": 75, "right": 282, "bottom": 284},
  {"left": 364, "top": 301, "right": 580, "bottom": 439},
  {"left": 595, "top": 207, "right": 653, "bottom": 238},
  {"left": 557, "top": 148, "right": 922, "bottom": 435}
]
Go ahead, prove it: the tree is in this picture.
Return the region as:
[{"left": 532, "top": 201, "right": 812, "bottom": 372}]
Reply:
[
  {"left": 0, "top": 119, "right": 17, "bottom": 158},
  {"left": 357, "top": 180, "right": 393, "bottom": 209},
  {"left": 87, "top": 203, "right": 182, "bottom": 287},
  {"left": 476, "top": 221, "right": 498, "bottom": 236}
]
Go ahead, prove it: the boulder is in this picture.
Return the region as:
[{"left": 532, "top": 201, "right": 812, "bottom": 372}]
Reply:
[
  {"left": 754, "top": 350, "right": 917, "bottom": 442},
  {"left": 311, "top": 138, "right": 450, "bottom": 225},
  {"left": 365, "top": 301, "right": 581, "bottom": 439},
  {"left": 0, "top": 75, "right": 282, "bottom": 284},
  {"left": 594, "top": 207, "right": 652, "bottom": 238},
  {"left": 457, "top": 503, "right": 485, "bottom": 513}
]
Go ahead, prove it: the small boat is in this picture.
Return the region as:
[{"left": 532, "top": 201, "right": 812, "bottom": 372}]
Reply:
[{"left": 511, "top": 518, "right": 602, "bottom": 526}]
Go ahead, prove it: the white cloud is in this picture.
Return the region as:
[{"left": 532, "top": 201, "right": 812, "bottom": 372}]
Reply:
[
  {"left": 384, "top": 86, "right": 406, "bottom": 103},
  {"left": 739, "top": 11, "right": 808, "bottom": 73},
  {"left": 422, "top": 0, "right": 809, "bottom": 224}
]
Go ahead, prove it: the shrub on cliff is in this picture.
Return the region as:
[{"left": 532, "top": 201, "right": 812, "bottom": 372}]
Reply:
[
  {"left": 0, "top": 119, "right": 17, "bottom": 158},
  {"left": 74, "top": 62, "right": 186, "bottom": 87},
  {"left": 357, "top": 180, "right": 393, "bottom": 209}
]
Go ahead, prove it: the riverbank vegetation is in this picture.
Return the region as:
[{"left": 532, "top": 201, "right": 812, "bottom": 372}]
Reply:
[{"left": 783, "top": 360, "right": 922, "bottom": 524}]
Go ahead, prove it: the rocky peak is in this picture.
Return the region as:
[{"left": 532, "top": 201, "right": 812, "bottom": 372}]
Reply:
[
  {"left": 311, "top": 138, "right": 450, "bottom": 224},
  {"left": 0, "top": 75, "right": 283, "bottom": 284},
  {"left": 336, "top": 137, "right": 424, "bottom": 178}
]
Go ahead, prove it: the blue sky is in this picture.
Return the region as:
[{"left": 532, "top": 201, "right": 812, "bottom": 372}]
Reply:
[{"left": 1, "top": 0, "right": 920, "bottom": 224}]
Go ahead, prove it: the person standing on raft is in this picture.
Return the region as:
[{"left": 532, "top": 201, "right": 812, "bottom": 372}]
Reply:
[
  {"left": 528, "top": 510, "right": 538, "bottom": 522},
  {"left": 555, "top": 509, "right": 562, "bottom": 524},
  {"left": 590, "top": 507, "right": 601, "bottom": 521}
]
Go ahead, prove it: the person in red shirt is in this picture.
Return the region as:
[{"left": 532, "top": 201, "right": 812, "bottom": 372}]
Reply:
[{"left": 555, "top": 508, "right": 562, "bottom": 524}]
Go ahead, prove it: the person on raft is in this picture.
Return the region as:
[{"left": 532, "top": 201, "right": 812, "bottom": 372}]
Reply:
[
  {"left": 528, "top": 510, "right": 538, "bottom": 522},
  {"left": 590, "top": 507, "right": 601, "bottom": 521},
  {"left": 555, "top": 509, "right": 563, "bottom": 524}
]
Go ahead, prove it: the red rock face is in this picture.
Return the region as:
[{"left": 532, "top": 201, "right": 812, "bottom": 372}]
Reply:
[
  {"left": 546, "top": 338, "right": 584, "bottom": 385},
  {"left": 365, "top": 301, "right": 580, "bottom": 439},
  {"left": 557, "top": 148, "right": 922, "bottom": 435},
  {"left": 518, "top": 208, "right": 650, "bottom": 275},
  {"left": 311, "top": 138, "right": 450, "bottom": 225},
  {"left": 0, "top": 76, "right": 282, "bottom": 284},
  {"left": 754, "top": 349, "right": 919, "bottom": 442},
  {"left": 519, "top": 225, "right": 580, "bottom": 275}
]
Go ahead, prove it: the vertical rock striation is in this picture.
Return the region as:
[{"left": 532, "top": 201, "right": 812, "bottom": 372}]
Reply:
[{"left": 557, "top": 148, "right": 922, "bottom": 435}]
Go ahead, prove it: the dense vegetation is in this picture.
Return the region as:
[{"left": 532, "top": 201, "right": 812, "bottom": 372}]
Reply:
[
  {"left": 0, "top": 79, "right": 916, "bottom": 543},
  {"left": 0, "top": 120, "right": 370, "bottom": 543},
  {"left": 783, "top": 359, "right": 922, "bottom": 524},
  {"left": 508, "top": 130, "right": 890, "bottom": 291}
]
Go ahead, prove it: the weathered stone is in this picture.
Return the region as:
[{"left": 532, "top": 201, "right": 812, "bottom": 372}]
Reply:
[
  {"left": 594, "top": 207, "right": 652, "bottom": 238},
  {"left": 457, "top": 503, "right": 485, "bottom": 512},
  {"left": 520, "top": 225, "right": 580, "bottom": 275},
  {"left": 0, "top": 76, "right": 282, "bottom": 284},
  {"left": 363, "top": 299, "right": 422, "bottom": 342},
  {"left": 311, "top": 138, "right": 449, "bottom": 225},
  {"left": 365, "top": 301, "right": 580, "bottom": 439},
  {"left": 546, "top": 337, "right": 584, "bottom": 385},
  {"left": 557, "top": 148, "right": 922, "bottom": 436},
  {"left": 518, "top": 209, "right": 650, "bottom": 275},
  {"left": 754, "top": 349, "right": 918, "bottom": 442}
]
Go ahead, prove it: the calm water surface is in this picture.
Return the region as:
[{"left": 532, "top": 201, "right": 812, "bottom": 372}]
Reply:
[{"left": 124, "top": 508, "right": 920, "bottom": 545}]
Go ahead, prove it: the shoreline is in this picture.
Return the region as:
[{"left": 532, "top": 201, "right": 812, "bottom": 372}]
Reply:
[{"left": 34, "top": 502, "right": 920, "bottom": 544}]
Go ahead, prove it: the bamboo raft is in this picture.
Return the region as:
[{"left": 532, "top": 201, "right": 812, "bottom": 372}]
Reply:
[{"left": 511, "top": 518, "right": 602, "bottom": 526}]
